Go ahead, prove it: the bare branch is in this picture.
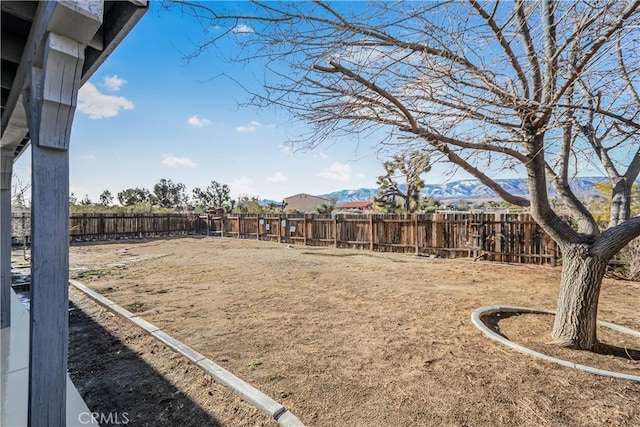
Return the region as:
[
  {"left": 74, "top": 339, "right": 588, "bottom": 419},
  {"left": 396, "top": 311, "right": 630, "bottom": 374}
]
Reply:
[
  {"left": 617, "top": 39, "right": 640, "bottom": 108},
  {"left": 544, "top": 0, "right": 640, "bottom": 124},
  {"left": 545, "top": 165, "right": 599, "bottom": 234},
  {"left": 515, "top": 0, "right": 543, "bottom": 104},
  {"left": 313, "top": 60, "right": 420, "bottom": 131},
  {"left": 593, "top": 216, "right": 640, "bottom": 258},
  {"left": 541, "top": 0, "right": 558, "bottom": 104},
  {"left": 469, "top": 0, "right": 530, "bottom": 99}
]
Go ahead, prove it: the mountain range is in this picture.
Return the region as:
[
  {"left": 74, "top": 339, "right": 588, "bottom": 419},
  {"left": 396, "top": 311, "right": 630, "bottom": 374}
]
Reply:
[{"left": 316, "top": 177, "right": 609, "bottom": 205}]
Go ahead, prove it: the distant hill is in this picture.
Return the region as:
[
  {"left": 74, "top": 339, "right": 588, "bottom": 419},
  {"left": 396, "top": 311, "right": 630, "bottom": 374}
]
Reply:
[{"left": 318, "top": 177, "right": 609, "bottom": 205}]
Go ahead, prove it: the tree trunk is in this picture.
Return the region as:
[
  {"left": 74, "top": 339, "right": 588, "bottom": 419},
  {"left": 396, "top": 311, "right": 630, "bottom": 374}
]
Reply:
[{"left": 552, "top": 243, "right": 609, "bottom": 350}]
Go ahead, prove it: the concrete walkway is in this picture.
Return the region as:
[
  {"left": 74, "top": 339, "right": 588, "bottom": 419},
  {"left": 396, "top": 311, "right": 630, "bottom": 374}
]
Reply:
[{"left": 1, "top": 290, "right": 98, "bottom": 426}]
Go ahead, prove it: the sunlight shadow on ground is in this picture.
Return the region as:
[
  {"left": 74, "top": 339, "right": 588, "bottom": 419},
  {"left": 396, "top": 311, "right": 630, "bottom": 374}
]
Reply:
[{"left": 68, "top": 301, "right": 224, "bottom": 427}]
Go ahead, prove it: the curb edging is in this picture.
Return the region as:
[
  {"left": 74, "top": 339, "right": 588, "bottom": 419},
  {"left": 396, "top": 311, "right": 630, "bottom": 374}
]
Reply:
[
  {"left": 471, "top": 305, "right": 640, "bottom": 383},
  {"left": 70, "top": 280, "right": 305, "bottom": 426}
]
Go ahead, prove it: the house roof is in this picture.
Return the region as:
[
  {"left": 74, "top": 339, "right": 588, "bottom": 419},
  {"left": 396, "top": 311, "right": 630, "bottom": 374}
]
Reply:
[
  {"left": 338, "top": 201, "right": 374, "bottom": 209},
  {"left": 284, "top": 193, "right": 332, "bottom": 202}
]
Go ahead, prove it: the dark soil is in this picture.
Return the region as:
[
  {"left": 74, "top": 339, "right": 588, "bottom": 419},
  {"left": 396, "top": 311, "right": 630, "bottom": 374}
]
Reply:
[{"left": 67, "top": 290, "right": 277, "bottom": 427}]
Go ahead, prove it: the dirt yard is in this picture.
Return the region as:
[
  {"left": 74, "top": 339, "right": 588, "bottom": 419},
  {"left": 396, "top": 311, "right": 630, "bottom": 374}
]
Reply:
[{"left": 67, "top": 236, "right": 640, "bottom": 426}]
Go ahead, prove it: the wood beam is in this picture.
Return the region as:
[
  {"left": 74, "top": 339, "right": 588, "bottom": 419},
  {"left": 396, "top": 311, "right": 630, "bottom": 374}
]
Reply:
[
  {"left": 27, "top": 34, "right": 85, "bottom": 150},
  {"left": 1, "top": 31, "right": 27, "bottom": 65},
  {"left": 0, "top": 1, "right": 38, "bottom": 22},
  {"left": 0, "top": 148, "right": 13, "bottom": 329},
  {"left": 26, "top": 29, "right": 88, "bottom": 427}
]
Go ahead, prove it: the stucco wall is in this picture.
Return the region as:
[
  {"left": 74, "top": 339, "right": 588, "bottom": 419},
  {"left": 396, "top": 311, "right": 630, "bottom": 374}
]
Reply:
[{"left": 284, "top": 194, "right": 330, "bottom": 213}]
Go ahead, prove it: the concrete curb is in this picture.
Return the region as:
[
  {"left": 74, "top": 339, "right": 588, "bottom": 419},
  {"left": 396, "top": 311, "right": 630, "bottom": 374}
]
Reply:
[
  {"left": 69, "top": 280, "right": 305, "bottom": 426},
  {"left": 471, "top": 305, "right": 640, "bottom": 383}
]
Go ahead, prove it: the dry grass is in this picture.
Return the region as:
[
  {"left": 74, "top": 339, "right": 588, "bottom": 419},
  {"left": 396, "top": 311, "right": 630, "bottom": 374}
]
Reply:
[{"left": 69, "top": 237, "right": 640, "bottom": 427}]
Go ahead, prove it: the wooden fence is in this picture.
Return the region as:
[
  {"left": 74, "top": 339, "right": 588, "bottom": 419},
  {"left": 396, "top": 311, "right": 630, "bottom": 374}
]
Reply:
[
  {"left": 209, "top": 213, "right": 559, "bottom": 265},
  {"left": 11, "top": 212, "right": 207, "bottom": 243},
  {"left": 11, "top": 212, "right": 559, "bottom": 265}
]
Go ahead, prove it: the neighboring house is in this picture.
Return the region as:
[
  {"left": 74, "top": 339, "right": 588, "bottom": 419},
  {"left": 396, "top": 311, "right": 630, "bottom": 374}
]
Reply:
[
  {"left": 284, "top": 193, "right": 333, "bottom": 213},
  {"left": 337, "top": 201, "right": 374, "bottom": 212}
]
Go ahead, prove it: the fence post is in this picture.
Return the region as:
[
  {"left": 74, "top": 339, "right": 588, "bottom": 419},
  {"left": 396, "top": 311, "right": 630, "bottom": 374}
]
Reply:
[
  {"left": 369, "top": 215, "right": 374, "bottom": 251},
  {"left": 303, "top": 216, "right": 307, "bottom": 245},
  {"left": 431, "top": 214, "right": 438, "bottom": 253},
  {"left": 334, "top": 216, "right": 338, "bottom": 248},
  {"left": 524, "top": 214, "right": 532, "bottom": 264},
  {"left": 494, "top": 213, "right": 502, "bottom": 262},
  {"left": 414, "top": 215, "right": 419, "bottom": 254},
  {"left": 277, "top": 214, "right": 282, "bottom": 243},
  {"left": 221, "top": 216, "right": 225, "bottom": 238},
  {"left": 237, "top": 216, "right": 241, "bottom": 239}
]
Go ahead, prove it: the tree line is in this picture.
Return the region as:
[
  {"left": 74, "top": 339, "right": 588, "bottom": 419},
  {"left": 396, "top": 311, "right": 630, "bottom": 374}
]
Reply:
[{"left": 62, "top": 179, "right": 282, "bottom": 215}]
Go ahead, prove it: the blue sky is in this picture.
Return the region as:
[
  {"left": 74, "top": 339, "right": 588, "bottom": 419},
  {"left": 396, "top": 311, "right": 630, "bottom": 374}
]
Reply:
[{"left": 11, "top": 2, "right": 506, "bottom": 204}]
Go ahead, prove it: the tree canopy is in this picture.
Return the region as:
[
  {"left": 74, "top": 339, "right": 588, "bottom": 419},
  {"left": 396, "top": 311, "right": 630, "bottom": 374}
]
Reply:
[
  {"left": 192, "top": 180, "right": 232, "bottom": 212},
  {"left": 117, "top": 187, "right": 151, "bottom": 207},
  {"left": 153, "top": 178, "right": 187, "bottom": 209}
]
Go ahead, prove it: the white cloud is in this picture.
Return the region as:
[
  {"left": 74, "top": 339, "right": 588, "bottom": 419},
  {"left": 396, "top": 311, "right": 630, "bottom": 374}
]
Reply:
[
  {"left": 314, "top": 152, "right": 329, "bottom": 160},
  {"left": 81, "top": 154, "right": 96, "bottom": 160},
  {"left": 77, "top": 83, "right": 134, "bottom": 119},
  {"left": 267, "top": 172, "right": 287, "bottom": 183},
  {"left": 188, "top": 115, "right": 212, "bottom": 127},
  {"left": 317, "top": 162, "right": 352, "bottom": 181},
  {"left": 102, "top": 75, "right": 127, "bottom": 91},
  {"left": 235, "top": 120, "right": 262, "bottom": 133},
  {"left": 356, "top": 173, "right": 366, "bottom": 179},
  {"left": 235, "top": 120, "right": 272, "bottom": 133},
  {"left": 236, "top": 125, "right": 255, "bottom": 133},
  {"left": 161, "top": 155, "right": 199, "bottom": 168},
  {"left": 279, "top": 144, "right": 294, "bottom": 155},
  {"left": 229, "top": 177, "right": 256, "bottom": 196},
  {"left": 232, "top": 24, "right": 254, "bottom": 34}
]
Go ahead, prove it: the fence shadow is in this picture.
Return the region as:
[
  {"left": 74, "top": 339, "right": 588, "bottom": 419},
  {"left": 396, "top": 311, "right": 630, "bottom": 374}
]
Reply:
[{"left": 68, "top": 301, "right": 224, "bottom": 427}]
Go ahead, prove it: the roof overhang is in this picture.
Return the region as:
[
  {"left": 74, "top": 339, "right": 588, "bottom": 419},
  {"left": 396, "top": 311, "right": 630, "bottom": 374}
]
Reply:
[{"left": 1, "top": 0, "right": 148, "bottom": 161}]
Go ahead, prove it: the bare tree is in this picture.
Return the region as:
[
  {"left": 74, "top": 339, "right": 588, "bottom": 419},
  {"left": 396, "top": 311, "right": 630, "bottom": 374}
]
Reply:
[
  {"left": 11, "top": 173, "right": 29, "bottom": 210},
  {"left": 175, "top": 0, "right": 640, "bottom": 350}
]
